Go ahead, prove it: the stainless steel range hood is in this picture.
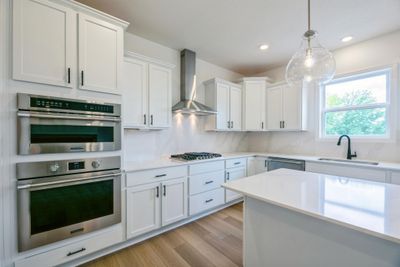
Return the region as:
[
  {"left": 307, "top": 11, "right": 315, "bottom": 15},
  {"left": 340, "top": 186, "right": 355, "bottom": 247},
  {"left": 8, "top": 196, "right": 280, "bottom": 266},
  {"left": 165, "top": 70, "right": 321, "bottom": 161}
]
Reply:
[{"left": 172, "top": 49, "right": 217, "bottom": 115}]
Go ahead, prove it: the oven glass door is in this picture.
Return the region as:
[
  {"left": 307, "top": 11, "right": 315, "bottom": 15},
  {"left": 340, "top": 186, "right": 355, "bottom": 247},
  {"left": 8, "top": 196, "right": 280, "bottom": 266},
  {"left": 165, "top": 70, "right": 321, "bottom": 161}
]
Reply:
[
  {"left": 30, "top": 124, "right": 114, "bottom": 144},
  {"left": 18, "top": 112, "right": 121, "bottom": 154},
  {"left": 18, "top": 175, "right": 121, "bottom": 251},
  {"left": 30, "top": 179, "right": 114, "bottom": 235}
]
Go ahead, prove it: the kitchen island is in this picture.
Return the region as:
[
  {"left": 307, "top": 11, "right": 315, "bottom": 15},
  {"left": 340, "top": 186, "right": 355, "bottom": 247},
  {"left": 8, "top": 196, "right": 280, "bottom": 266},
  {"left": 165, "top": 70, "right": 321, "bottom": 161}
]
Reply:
[{"left": 223, "top": 169, "right": 400, "bottom": 267}]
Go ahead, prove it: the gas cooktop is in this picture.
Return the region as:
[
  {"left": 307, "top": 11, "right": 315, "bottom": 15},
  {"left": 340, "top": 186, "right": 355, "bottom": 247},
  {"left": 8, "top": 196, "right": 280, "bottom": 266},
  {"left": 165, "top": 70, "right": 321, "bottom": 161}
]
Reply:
[{"left": 171, "top": 152, "right": 222, "bottom": 161}]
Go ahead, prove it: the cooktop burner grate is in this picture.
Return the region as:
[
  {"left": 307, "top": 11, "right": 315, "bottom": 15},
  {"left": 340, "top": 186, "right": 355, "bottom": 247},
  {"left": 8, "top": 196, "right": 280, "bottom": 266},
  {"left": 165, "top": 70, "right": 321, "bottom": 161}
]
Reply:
[{"left": 171, "top": 152, "right": 222, "bottom": 161}]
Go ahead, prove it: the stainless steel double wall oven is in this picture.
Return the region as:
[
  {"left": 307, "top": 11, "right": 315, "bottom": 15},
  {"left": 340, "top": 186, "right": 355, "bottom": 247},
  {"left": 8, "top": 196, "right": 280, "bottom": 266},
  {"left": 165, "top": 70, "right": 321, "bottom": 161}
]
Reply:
[
  {"left": 16, "top": 94, "right": 123, "bottom": 251},
  {"left": 17, "top": 93, "right": 121, "bottom": 154}
]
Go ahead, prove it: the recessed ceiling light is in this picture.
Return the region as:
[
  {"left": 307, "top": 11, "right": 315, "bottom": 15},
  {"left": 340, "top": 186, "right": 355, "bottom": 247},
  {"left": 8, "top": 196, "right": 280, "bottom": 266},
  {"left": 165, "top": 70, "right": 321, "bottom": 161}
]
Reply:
[
  {"left": 341, "top": 36, "right": 353, "bottom": 43},
  {"left": 259, "top": 44, "right": 269, "bottom": 50}
]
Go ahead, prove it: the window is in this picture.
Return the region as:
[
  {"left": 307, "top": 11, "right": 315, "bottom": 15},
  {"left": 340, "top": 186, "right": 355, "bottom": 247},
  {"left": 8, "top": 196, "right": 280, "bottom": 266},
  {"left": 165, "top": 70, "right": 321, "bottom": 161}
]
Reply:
[{"left": 320, "top": 68, "right": 391, "bottom": 138}]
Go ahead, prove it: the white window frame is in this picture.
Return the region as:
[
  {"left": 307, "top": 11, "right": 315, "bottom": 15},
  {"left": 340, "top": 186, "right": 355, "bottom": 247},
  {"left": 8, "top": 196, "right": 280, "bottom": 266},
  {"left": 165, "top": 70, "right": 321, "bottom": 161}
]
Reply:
[{"left": 319, "top": 67, "right": 394, "bottom": 141}]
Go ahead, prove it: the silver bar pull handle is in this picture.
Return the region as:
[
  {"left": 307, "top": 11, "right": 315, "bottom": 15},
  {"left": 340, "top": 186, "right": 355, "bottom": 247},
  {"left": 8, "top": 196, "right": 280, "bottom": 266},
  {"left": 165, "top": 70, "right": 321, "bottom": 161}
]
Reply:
[
  {"left": 205, "top": 180, "right": 214, "bottom": 185},
  {"left": 155, "top": 174, "right": 167, "bottom": 178},
  {"left": 67, "top": 247, "right": 86, "bottom": 257},
  {"left": 17, "top": 172, "right": 122, "bottom": 190},
  {"left": 205, "top": 198, "right": 213, "bottom": 203},
  {"left": 270, "top": 159, "right": 304, "bottom": 165},
  {"left": 17, "top": 111, "right": 121, "bottom": 122}
]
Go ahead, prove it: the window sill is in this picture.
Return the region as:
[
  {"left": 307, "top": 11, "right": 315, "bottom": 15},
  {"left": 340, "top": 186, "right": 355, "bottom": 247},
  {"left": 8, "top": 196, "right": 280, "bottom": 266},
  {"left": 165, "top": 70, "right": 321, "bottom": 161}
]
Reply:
[{"left": 317, "top": 136, "right": 395, "bottom": 144}]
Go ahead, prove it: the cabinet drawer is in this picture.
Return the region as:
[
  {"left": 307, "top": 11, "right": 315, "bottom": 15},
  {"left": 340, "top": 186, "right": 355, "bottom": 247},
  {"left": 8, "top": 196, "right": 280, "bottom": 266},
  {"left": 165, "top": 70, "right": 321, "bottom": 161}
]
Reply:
[
  {"left": 189, "top": 188, "right": 225, "bottom": 216},
  {"left": 226, "top": 158, "right": 247, "bottom": 169},
  {"left": 15, "top": 226, "right": 122, "bottom": 267},
  {"left": 126, "top": 166, "right": 187, "bottom": 187},
  {"left": 189, "top": 170, "right": 225, "bottom": 195},
  {"left": 189, "top": 160, "right": 224, "bottom": 175}
]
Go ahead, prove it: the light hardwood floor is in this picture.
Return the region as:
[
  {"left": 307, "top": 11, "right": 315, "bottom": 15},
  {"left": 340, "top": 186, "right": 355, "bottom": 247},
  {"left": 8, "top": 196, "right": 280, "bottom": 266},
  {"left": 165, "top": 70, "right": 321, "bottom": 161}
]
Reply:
[{"left": 81, "top": 203, "right": 243, "bottom": 267}]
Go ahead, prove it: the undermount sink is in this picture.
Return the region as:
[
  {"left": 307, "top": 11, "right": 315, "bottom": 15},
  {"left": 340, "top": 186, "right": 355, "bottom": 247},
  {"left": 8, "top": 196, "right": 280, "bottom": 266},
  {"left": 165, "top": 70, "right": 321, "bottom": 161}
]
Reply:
[{"left": 318, "top": 158, "right": 379, "bottom": 166}]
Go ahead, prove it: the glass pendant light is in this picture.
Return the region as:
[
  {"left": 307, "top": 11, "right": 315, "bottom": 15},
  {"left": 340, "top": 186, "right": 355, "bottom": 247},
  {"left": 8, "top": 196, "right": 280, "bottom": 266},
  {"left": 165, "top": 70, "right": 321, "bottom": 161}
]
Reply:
[{"left": 285, "top": 0, "right": 335, "bottom": 85}]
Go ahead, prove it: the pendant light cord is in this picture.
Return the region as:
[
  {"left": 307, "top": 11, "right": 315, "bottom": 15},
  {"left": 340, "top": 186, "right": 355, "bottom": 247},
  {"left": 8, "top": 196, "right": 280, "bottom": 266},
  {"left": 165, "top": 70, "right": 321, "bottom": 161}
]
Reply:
[{"left": 308, "top": 0, "right": 311, "bottom": 31}]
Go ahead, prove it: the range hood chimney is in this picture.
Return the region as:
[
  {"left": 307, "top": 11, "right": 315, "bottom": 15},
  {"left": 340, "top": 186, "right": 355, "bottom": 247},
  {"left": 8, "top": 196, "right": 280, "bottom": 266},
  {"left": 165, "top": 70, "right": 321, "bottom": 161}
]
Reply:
[{"left": 172, "top": 49, "right": 217, "bottom": 115}]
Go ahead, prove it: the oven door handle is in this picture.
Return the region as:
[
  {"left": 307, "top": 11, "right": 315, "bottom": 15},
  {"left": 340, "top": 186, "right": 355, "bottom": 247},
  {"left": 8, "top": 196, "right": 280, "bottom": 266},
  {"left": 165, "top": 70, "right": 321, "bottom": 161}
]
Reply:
[
  {"left": 17, "top": 172, "right": 122, "bottom": 190},
  {"left": 17, "top": 111, "right": 121, "bottom": 122}
]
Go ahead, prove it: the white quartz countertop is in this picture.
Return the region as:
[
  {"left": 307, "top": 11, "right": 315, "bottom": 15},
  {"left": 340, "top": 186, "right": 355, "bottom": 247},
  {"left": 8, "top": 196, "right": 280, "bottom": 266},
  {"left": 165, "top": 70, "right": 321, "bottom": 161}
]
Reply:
[
  {"left": 124, "top": 152, "right": 400, "bottom": 172},
  {"left": 223, "top": 168, "right": 400, "bottom": 244},
  {"left": 124, "top": 152, "right": 254, "bottom": 172}
]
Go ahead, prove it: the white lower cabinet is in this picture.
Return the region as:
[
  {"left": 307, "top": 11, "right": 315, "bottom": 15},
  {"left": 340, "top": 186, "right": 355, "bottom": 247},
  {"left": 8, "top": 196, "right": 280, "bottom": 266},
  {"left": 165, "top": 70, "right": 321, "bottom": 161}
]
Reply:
[
  {"left": 254, "top": 156, "right": 269, "bottom": 174},
  {"left": 390, "top": 171, "right": 400, "bottom": 185},
  {"left": 188, "top": 161, "right": 226, "bottom": 215},
  {"left": 126, "top": 175, "right": 188, "bottom": 239},
  {"left": 225, "top": 166, "right": 247, "bottom": 202},
  {"left": 161, "top": 177, "right": 188, "bottom": 226},
  {"left": 126, "top": 182, "right": 161, "bottom": 238}
]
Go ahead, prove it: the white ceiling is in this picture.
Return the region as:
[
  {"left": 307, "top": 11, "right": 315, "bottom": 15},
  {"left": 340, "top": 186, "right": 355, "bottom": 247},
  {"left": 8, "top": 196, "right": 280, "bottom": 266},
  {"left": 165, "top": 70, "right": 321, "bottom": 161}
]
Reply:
[{"left": 76, "top": 0, "right": 400, "bottom": 75}]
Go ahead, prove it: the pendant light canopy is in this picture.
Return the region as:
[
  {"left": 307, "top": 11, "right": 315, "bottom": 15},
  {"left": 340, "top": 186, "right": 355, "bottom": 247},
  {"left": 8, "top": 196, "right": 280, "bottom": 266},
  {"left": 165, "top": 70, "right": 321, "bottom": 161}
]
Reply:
[{"left": 285, "top": 0, "right": 335, "bottom": 85}]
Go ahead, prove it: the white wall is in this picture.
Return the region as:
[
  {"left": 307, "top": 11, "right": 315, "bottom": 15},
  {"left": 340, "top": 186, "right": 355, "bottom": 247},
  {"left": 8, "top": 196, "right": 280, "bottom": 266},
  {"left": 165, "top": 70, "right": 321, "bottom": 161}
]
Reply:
[
  {"left": 248, "top": 30, "right": 400, "bottom": 162},
  {"left": 123, "top": 33, "right": 247, "bottom": 161}
]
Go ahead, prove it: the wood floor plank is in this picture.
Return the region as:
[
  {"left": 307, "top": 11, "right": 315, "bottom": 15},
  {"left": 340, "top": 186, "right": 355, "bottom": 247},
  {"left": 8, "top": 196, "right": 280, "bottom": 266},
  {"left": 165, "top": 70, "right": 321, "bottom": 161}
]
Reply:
[
  {"left": 204, "top": 234, "right": 243, "bottom": 266},
  {"left": 175, "top": 242, "right": 216, "bottom": 267},
  {"left": 81, "top": 203, "right": 243, "bottom": 267},
  {"left": 148, "top": 235, "right": 191, "bottom": 267},
  {"left": 223, "top": 215, "right": 243, "bottom": 229},
  {"left": 176, "top": 225, "right": 239, "bottom": 267}
]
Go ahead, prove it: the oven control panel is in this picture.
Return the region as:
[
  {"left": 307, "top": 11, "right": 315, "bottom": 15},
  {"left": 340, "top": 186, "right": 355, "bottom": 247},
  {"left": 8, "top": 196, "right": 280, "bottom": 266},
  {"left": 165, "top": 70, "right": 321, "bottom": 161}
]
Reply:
[
  {"left": 68, "top": 161, "right": 85, "bottom": 171},
  {"left": 16, "top": 156, "right": 121, "bottom": 180}
]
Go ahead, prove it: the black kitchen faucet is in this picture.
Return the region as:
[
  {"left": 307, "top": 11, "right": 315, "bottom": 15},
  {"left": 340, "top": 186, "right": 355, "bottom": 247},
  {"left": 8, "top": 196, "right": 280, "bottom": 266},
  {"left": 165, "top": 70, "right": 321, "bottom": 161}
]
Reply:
[{"left": 337, "top": 135, "right": 357, "bottom": 160}]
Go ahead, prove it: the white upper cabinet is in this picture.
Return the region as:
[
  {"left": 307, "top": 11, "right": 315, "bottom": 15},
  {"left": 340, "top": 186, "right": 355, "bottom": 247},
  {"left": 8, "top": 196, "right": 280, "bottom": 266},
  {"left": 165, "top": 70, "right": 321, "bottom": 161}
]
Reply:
[
  {"left": 215, "top": 82, "right": 230, "bottom": 130},
  {"left": 229, "top": 85, "right": 242, "bottom": 131},
  {"left": 122, "top": 52, "right": 174, "bottom": 129},
  {"left": 266, "top": 82, "right": 307, "bottom": 131},
  {"left": 204, "top": 78, "right": 242, "bottom": 131},
  {"left": 266, "top": 85, "right": 283, "bottom": 130},
  {"left": 13, "top": 0, "right": 76, "bottom": 87},
  {"left": 241, "top": 78, "right": 268, "bottom": 131},
  {"left": 78, "top": 13, "right": 123, "bottom": 94},
  {"left": 148, "top": 64, "right": 172, "bottom": 128},
  {"left": 122, "top": 58, "right": 148, "bottom": 128},
  {"left": 12, "top": 0, "right": 128, "bottom": 94}
]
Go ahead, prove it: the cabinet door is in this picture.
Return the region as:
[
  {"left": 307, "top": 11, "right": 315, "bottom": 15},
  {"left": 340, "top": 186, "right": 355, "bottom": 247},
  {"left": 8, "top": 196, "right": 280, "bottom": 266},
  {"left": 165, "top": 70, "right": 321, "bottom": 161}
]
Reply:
[
  {"left": 216, "top": 82, "right": 230, "bottom": 130},
  {"left": 243, "top": 81, "right": 266, "bottom": 131},
  {"left": 126, "top": 183, "right": 161, "bottom": 239},
  {"left": 266, "top": 86, "right": 283, "bottom": 130},
  {"left": 161, "top": 177, "right": 188, "bottom": 226},
  {"left": 229, "top": 86, "right": 242, "bottom": 131},
  {"left": 148, "top": 64, "right": 172, "bottom": 128},
  {"left": 78, "top": 13, "right": 122, "bottom": 94},
  {"left": 122, "top": 58, "right": 148, "bottom": 128},
  {"left": 282, "top": 85, "right": 302, "bottom": 130},
  {"left": 225, "top": 167, "right": 246, "bottom": 202},
  {"left": 13, "top": 0, "right": 76, "bottom": 87}
]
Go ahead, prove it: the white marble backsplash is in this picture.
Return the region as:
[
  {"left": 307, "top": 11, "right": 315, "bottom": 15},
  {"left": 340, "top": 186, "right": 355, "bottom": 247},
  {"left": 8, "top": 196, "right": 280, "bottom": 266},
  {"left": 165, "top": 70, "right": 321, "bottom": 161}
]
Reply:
[
  {"left": 124, "top": 113, "right": 248, "bottom": 161},
  {"left": 245, "top": 130, "right": 400, "bottom": 163}
]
